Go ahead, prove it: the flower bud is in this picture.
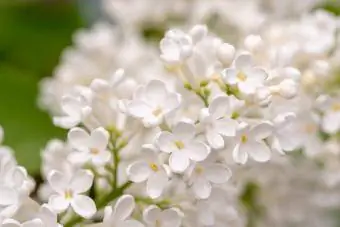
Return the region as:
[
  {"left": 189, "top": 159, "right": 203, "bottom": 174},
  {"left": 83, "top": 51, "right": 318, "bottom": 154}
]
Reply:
[
  {"left": 278, "top": 79, "right": 298, "bottom": 99},
  {"left": 255, "top": 87, "right": 272, "bottom": 107},
  {"left": 216, "top": 43, "right": 235, "bottom": 66},
  {"left": 244, "top": 35, "right": 263, "bottom": 53},
  {"left": 189, "top": 25, "right": 208, "bottom": 43}
]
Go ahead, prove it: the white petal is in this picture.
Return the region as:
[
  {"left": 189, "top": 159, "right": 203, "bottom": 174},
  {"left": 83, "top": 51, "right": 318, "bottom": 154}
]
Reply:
[
  {"left": 209, "top": 96, "right": 231, "bottom": 119},
  {"left": 12, "top": 167, "right": 26, "bottom": 187},
  {"left": 247, "top": 141, "right": 271, "bottom": 162},
  {"left": 215, "top": 118, "right": 238, "bottom": 137},
  {"left": 198, "top": 203, "right": 214, "bottom": 226},
  {"left": 222, "top": 68, "right": 238, "bottom": 85},
  {"left": 70, "top": 170, "right": 94, "bottom": 194},
  {"left": 121, "top": 220, "right": 144, "bottom": 227},
  {"left": 238, "top": 81, "right": 256, "bottom": 94},
  {"left": 90, "top": 127, "right": 109, "bottom": 151},
  {"left": 38, "top": 205, "right": 58, "bottom": 227},
  {"left": 113, "top": 195, "right": 135, "bottom": 221},
  {"left": 235, "top": 53, "right": 253, "bottom": 70},
  {"left": 163, "top": 93, "right": 181, "bottom": 113},
  {"left": 193, "top": 178, "right": 212, "bottom": 199},
  {"left": 156, "top": 132, "right": 177, "bottom": 154},
  {"left": 161, "top": 209, "right": 181, "bottom": 227},
  {"left": 185, "top": 142, "right": 210, "bottom": 162},
  {"left": 145, "top": 80, "right": 168, "bottom": 105},
  {"left": 248, "top": 67, "right": 267, "bottom": 82},
  {"left": 53, "top": 116, "right": 79, "bottom": 129},
  {"left": 127, "top": 161, "right": 151, "bottom": 183},
  {"left": 206, "top": 130, "right": 224, "bottom": 149},
  {"left": 205, "top": 164, "right": 232, "bottom": 184},
  {"left": 249, "top": 122, "right": 273, "bottom": 141},
  {"left": 61, "top": 96, "right": 81, "bottom": 117},
  {"left": 48, "top": 195, "right": 69, "bottom": 213},
  {"left": 67, "top": 151, "right": 90, "bottom": 165},
  {"left": 146, "top": 171, "right": 168, "bottom": 199},
  {"left": 276, "top": 132, "right": 300, "bottom": 152},
  {"left": 322, "top": 112, "right": 340, "bottom": 134},
  {"left": 68, "top": 127, "right": 90, "bottom": 148},
  {"left": 169, "top": 151, "right": 190, "bottom": 173},
  {"left": 47, "top": 170, "right": 67, "bottom": 194},
  {"left": 128, "top": 101, "right": 151, "bottom": 118},
  {"left": 2, "top": 219, "right": 21, "bottom": 227},
  {"left": 71, "top": 195, "right": 96, "bottom": 218},
  {"left": 143, "top": 205, "right": 161, "bottom": 224},
  {"left": 22, "top": 219, "right": 44, "bottom": 227},
  {"left": 92, "top": 150, "right": 111, "bottom": 165},
  {"left": 232, "top": 144, "right": 248, "bottom": 164},
  {"left": 0, "top": 186, "right": 18, "bottom": 205},
  {"left": 173, "top": 122, "right": 196, "bottom": 140}
]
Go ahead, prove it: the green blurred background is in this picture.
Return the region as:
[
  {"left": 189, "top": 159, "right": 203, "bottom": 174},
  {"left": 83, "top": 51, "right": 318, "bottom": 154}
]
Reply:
[{"left": 0, "top": 0, "right": 339, "bottom": 174}]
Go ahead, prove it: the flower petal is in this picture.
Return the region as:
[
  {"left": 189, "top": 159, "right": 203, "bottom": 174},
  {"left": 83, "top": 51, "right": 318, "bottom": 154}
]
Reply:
[
  {"left": 193, "top": 178, "right": 212, "bottom": 199},
  {"left": 215, "top": 118, "right": 238, "bottom": 137},
  {"left": 143, "top": 205, "right": 162, "bottom": 224},
  {"left": 90, "top": 127, "right": 109, "bottom": 151},
  {"left": 169, "top": 151, "right": 190, "bottom": 173},
  {"left": 209, "top": 96, "right": 231, "bottom": 119},
  {"left": 145, "top": 80, "right": 168, "bottom": 105},
  {"left": 235, "top": 53, "right": 253, "bottom": 70},
  {"left": 249, "top": 122, "right": 273, "bottom": 141},
  {"left": 173, "top": 122, "right": 196, "bottom": 141},
  {"left": 247, "top": 141, "right": 271, "bottom": 162},
  {"left": 121, "top": 220, "right": 144, "bottom": 227},
  {"left": 68, "top": 127, "right": 90, "bottom": 148},
  {"left": 0, "top": 186, "right": 18, "bottom": 206},
  {"left": 2, "top": 219, "right": 21, "bottom": 227},
  {"left": 113, "top": 195, "right": 135, "bottom": 221},
  {"left": 232, "top": 143, "right": 248, "bottom": 164},
  {"left": 92, "top": 150, "right": 112, "bottom": 165},
  {"left": 47, "top": 170, "right": 67, "bottom": 194},
  {"left": 22, "top": 219, "right": 44, "bottom": 227},
  {"left": 146, "top": 171, "right": 168, "bottom": 199},
  {"left": 206, "top": 130, "right": 224, "bottom": 149},
  {"left": 322, "top": 112, "right": 340, "bottom": 134},
  {"left": 161, "top": 209, "right": 181, "bottom": 227},
  {"left": 128, "top": 100, "right": 152, "bottom": 118},
  {"left": 222, "top": 68, "right": 238, "bottom": 85},
  {"left": 205, "top": 164, "right": 232, "bottom": 184},
  {"left": 156, "top": 132, "right": 177, "bottom": 154},
  {"left": 71, "top": 195, "right": 96, "bottom": 218},
  {"left": 127, "top": 161, "right": 151, "bottom": 183},
  {"left": 185, "top": 142, "right": 210, "bottom": 162},
  {"left": 48, "top": 195, "right": 69, "bottom": 213},
  {"left": 70, "top": 170, "right": 94, "bottom": 194}
]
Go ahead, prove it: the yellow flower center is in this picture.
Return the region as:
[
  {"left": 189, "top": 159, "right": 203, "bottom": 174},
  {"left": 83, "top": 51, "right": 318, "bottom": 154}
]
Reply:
[
  {"left": 237, "top": 71, "right": 247, "bottom": 82},
  {"left": 152, "top": 108, "right": 163, "bottom": 117},
  {"left": 149, "top": 163, "right": 159, "bottom": 172},
  {"left": 241, "top": 135, "right": 248, "bottom": 143},
  {"left": 331, "top": 103, "right": 340, "bottom": 112},
  {"left": 65, "top": 189, "right": 73, "bottom": 200},
  {"left": 90, "top": 148, "right": 100, "bottom": 155},
  {"left": 195, "top": 165, "right": 204, "bottom": 175},
  {"left": 175, "top": 141, "right": 185, "bottom": 150},
  {"left": 304, "top": 124, "right": 316, "bottom": 133}
]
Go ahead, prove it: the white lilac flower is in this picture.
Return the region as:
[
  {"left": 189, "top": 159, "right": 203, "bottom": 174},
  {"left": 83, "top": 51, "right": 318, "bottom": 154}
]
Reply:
[
  {"left": 68, "top": 127, "right": 111, "bottom": 166},
  {"left": 187, "top": 161, "right": 232, "bottom": 199},
  {"left": 47, "top": 169, "right": 96, "bottom": 218},
  {"left": 143, "top": 205, "right": 181, "bottom": 227},
  {"left": 100, "top": 195, "right": 144, "bottom": 227},
  {"left": 126, "top": 80, "right": 181, "bottom": 128},
  {"left": 127, "top": 148, "right": 169, "bottom": 199},
  {"left": 320, "top": 96, "right": 340, "bottom": 134},
  {"left": 160, "top": 29, "right": 193, "bottom": 66},
  {"left": 0, "top": 150, "right": 29, "bottom": 218},
  {"left": 222, "top": 53, "right": 268, "bottom": 95},
  {"left": 232, "top": 122, "right": 272, "bottom": 164},
  {"left": 156, "top": 122, "right": 210, "bottom": 173},
  {"left": 199, "top": 96, "right": 240, "bottom": 149},
  {"left": 1, "top": 219, "right": 44, "bottom": 227},
  {"left": 270, "top": 112, "right": 301, "bottom": 154},
  {"left": 53, "top": 93, "right": 92, "bottom": 129}
]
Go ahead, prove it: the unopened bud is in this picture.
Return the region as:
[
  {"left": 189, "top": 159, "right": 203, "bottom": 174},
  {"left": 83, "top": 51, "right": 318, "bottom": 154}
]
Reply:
[
  {"left": 189, "top": 25, "right": 208, "bottom": 43},
  {"left": 244, "top": 35, "right": 263, "bottom": 53},
  {"left": 216, "top": 43, "right": 235, "bottom": 66},
  {"left": 279, "top": 79, "right": 298, "bottom": 99}
]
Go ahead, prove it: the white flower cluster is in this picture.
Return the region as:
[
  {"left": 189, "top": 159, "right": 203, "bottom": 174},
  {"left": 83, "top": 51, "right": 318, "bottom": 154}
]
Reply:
[{"left": 1, "top": 1, "right": 340, "bottom": 227}]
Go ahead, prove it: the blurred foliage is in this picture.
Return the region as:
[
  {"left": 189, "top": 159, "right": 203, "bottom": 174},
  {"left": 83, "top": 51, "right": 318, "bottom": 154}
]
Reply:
[{"left": 0, "top": 0, "right": 84, "bottom": 173}]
